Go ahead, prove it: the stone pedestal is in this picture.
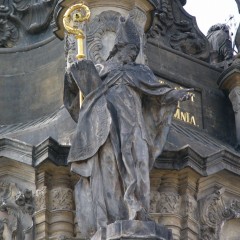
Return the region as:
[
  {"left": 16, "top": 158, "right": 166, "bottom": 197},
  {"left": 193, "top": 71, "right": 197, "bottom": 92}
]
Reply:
[{"left": 91, "top": 221, "right": 173, "bottom": 240}]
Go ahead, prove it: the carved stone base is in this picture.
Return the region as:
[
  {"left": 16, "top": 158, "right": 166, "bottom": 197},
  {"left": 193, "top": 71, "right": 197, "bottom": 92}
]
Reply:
[{"left": 91, "top": 220, "right": 173, "bottom": 240}]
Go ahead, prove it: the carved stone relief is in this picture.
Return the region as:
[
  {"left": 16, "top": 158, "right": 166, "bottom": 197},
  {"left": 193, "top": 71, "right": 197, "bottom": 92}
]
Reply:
[
  {"left": 200, "top": 188, "right": 240, "bottom": 240},
  {"left": 35, "top": 186, "right": 48, "bottom": 212},
  {"left": 65, "top": 9, "right": 148, "bottom": 66},
  {"left": 150, "top": 191, "right": 180, "bottom": 214},
  {"left": 147, "top": 0, "right": 209, "bottom": 61},
  {"left": 0, "top": 182, "right": 34, "bottom": 239},
  {"left": 0, "top": 0, "right": 57, "bottom": 49},
  {"left": 50, "top": 188, "right": 73, "bottom": 211},
  {"left": 86, "top": 11, "right": 121, "bottom": 64},
  {"left": 181, "top": 194, "right": 197, "bottom": 219}
]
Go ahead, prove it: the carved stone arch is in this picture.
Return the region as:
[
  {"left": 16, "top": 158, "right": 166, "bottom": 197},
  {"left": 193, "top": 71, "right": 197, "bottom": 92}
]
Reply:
[{"left": 86, "top": 10, "right": 122, "bottom": 64}]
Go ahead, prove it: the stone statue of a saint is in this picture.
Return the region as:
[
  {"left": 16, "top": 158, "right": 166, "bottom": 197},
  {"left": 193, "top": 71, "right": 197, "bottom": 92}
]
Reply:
[
  {"left": 207, "top": 24, "right": 233, "bottom": 64},
  {"left": 64, "top": 16, "right": 191, "bottom": 238}
]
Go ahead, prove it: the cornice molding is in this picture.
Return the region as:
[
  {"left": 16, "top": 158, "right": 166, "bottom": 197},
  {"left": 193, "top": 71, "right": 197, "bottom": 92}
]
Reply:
[{"left": 156, "top": 146, "right": 240, "bottom": 176}]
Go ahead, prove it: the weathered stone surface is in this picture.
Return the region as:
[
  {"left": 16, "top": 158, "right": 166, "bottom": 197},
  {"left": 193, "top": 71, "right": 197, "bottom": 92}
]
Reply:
[
  {"left": 1, "top": 1, "right": 240, "bottom": 240},
  {"left": 64, "top": 14, "right": 192, "bottom": 239},
  {"left": 0, "top": 0, "right": 57, "bottom": 49},
  {"left": 207, "top": 24, "right": 233, "bottom": 66},
  {"left": 91, "top": 221, "right": 173, "bottom": 240},
  {"left": 0, "top": 38, "right": 65, "bottom": 125},
  {"left": 146, "top": 42, "right": 235, "bottom": 144},
  {"left": 218, "top": 57, "right": 240, "bottom": 149},
  {"left": 147, "top": 0, "right": 209, "bottom": 61}
]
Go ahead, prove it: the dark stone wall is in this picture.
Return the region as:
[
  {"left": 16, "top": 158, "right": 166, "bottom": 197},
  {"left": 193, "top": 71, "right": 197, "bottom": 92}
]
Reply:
[
  {"left": 146, "top": 42, "right": 236, "bottom": 144},
  {"left": 0, "top": 38, "right": 65, "bottom": 125}
]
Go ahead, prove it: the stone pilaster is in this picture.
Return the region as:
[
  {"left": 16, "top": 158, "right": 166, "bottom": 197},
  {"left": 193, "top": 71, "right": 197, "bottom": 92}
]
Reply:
[
  {"left": 35, "top": 171, "right": 51, "bottom": 240},
  {"left": 49, "top": 169, "right": 74, "bottom": 239},
  {"left": 35, "top": 163, "right": 75, "bottom": 240},
  {"left": 150, "top": 170, "right": 181, "bottom": 240},
  {"left": 178, "top": 169, "right": 199, "bottom": 240}
]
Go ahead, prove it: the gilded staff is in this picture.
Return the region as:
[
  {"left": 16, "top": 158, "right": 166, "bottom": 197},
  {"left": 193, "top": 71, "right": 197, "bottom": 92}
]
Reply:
[
  {"left": 63, "top": 3, "right": 90, "bottom": 60},
  {"left": 63, "top": 2, "right": 90, "bottom": 107}
]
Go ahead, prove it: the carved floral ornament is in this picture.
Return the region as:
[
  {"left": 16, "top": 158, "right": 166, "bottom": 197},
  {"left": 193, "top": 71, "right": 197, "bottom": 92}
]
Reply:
[
  {"left": 35, "top": 186, "right": 48, "bottom": 212},
  {"left": 150, "top": 190, "right": 197, "bottom": 219},
  {"left": 150, "top": 191, "right": 181, "bottom": 214},
  {"left": 50, "top": 188, "right": 73, "bottom": 211},
  {"left": 200, "top": 188, "right": 240, "bottom": 240},
  {"left": 0, "top": 0, "right": 57, "bottom": 49}
]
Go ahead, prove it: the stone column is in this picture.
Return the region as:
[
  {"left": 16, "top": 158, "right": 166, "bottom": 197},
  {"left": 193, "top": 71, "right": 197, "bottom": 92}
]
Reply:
[
  {"left": 218, "top": 62, "right": 240, "bottom": 149},
  {"left": 156, "top": 171, "right": 181, "bottom": 240},
  {"left": 229, "top": 86, "right": 240, "bottom": 145},
  {"left": 49, "top": 168, "right": 74, "bottom": 239},
  {"left": 178, "top": 169, "right": 199, "bottom": 240},
  {"left": 35, "top": 165, "right": 75, "bottom": 240}
]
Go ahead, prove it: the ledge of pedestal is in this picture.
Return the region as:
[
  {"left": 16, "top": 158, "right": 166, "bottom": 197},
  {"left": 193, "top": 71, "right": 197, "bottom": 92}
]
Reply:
[{"left": 91, "top": 220, "right": 173, "bottom": 240}]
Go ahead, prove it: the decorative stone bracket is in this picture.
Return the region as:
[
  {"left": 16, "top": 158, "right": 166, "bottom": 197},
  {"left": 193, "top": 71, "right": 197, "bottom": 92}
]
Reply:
[{"left": 200, "top": 188, "right": 240, "bottom": 240}]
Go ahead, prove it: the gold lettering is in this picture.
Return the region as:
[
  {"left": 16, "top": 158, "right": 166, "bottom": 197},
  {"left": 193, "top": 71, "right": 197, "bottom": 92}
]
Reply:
[
  {"left": 190, "top": 93, "right": 196, "bottom": 103},
  {"left": 190, "top": 116, "right": 196, "bottom": 125},
  {"left": 180, "top": 112, "right": 187, "bottom": 122},
  {"left": 156, "top": 79, "right": 198, "bottom": 127},
  {"left": 174, "top": 108, "right": 181, "bottom": 119},
  {"left": 174, "top": 109, "right": 197, "bottom": 126}
]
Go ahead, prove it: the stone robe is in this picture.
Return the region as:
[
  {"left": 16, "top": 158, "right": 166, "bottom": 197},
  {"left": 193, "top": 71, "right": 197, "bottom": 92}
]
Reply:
[{"left": 64, "top": 60, "right": 177, "bottom": 238}]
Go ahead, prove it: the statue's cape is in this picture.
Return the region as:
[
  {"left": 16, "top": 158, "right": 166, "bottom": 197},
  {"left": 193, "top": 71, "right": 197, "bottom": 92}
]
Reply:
[{"left": 64, "top": 60, "right": 176, "bottom": 166}]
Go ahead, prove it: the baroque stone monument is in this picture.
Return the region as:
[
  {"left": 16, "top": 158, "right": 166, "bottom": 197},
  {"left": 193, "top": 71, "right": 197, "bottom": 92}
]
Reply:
[{"left": 1, "top": 0, "right": 240, "bottom": 239}]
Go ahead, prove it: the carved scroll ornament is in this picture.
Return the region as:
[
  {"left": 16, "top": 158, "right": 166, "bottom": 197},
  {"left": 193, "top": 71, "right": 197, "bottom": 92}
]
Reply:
[
  {"left": 200, "top": 188, "right": 240, "bottom": 240},
  {"left": 0, "top": 0, "right": 57, "bottom": 49}
]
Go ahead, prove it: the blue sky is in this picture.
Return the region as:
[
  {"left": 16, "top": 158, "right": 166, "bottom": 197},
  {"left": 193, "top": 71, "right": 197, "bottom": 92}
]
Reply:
[{"left": 184, "top": 0, "right": 239, "bottom": 36}]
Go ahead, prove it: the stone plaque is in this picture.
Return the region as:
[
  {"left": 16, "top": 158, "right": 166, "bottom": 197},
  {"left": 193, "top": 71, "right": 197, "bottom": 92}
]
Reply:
[{"left": 158, "top": 78, "right": 203, "bottom": 128}]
